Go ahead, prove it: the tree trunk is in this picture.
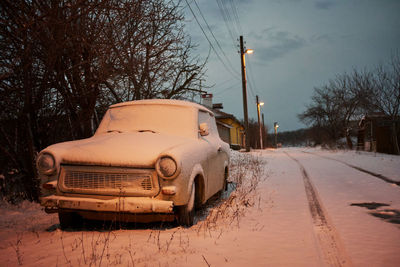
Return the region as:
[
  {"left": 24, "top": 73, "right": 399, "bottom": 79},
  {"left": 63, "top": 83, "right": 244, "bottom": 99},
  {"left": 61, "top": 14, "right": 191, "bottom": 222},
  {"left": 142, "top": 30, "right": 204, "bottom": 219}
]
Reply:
[
  {"left": 21, "top": 114, "right": 39, "bottom": 201},
  {"left": 392, "top": 122, "right": 399, "bottom": 155},
  {"left": 345, "top": 128, "right": 353, "bottom": 150}
]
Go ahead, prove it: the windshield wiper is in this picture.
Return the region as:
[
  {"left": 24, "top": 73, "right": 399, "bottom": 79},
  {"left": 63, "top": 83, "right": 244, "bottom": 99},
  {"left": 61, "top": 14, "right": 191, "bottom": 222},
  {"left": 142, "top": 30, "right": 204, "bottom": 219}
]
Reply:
[
  {"left": 138, "top": 130, "right": 156, "bottom": 133},
  {"left": 107, "top": 130, "right": 122, "bottom": 133}
]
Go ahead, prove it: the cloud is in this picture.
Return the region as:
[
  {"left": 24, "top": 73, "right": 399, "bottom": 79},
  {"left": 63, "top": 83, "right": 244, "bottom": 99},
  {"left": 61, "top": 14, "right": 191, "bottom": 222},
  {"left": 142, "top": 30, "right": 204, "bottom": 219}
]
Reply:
[
  {"left": 251, "top": 28, "right": 306, "bottom": 62},
  {"left": 310, "top": 34, "right": 333, "bottom": 43},
  {"left": 314, "top": 1, "right": 336, "bottom": 10},
  {"left": 270, "top": 0, "right": 303, "bottom": 3}
]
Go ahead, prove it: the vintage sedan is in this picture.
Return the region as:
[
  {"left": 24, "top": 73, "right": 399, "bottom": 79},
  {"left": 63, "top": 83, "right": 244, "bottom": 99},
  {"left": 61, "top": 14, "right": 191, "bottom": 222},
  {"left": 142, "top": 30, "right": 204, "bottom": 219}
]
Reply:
[{"left": 37, "top": 99, "right": 230, "bottom": 227}]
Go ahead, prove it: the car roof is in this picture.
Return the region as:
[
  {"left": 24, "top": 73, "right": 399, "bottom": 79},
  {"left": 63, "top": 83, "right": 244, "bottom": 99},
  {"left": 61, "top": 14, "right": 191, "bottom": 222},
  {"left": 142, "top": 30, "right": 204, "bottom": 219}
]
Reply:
[{"left": 110, "top": 99, "right": 213, "bottom": 115}]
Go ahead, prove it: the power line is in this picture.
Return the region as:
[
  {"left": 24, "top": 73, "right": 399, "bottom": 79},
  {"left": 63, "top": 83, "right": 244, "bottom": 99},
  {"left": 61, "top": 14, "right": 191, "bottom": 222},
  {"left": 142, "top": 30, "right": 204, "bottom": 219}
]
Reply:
[
  {"left": 229, "top": 0, "right": 243, "bottom": 35},
  {"left": 216, "top": 1, "right": 257, "bottom": 110},
  {"left": 192, "top": 0, "right": 239, "bottom": 76},
  {"left": 246, "top": 56, "right": 259, "bottom": 99},
  {"left": 185, "top": 0, "right": 239, "bottom": 79},
  {"left": 225, "top": 1, "right": 259, "bottom": 108},
  {"left": 213, "top": 80, "right": 241, "bottom": 96},
  {"left": 247, "top": 77, "right": 256, "bottom": 100},
  {"left": 215, "top": 77, "right": 237, "bottom": 88},
  {"left": 216, "top": 0, "right": 238, "bottom": 47}
]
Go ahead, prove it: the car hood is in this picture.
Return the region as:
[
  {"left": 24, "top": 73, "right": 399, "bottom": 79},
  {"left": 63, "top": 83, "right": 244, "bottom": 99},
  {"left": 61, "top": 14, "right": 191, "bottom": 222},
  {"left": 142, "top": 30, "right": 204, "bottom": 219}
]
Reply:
[{"left": 43, "top": 132, "right": 193, "bottom": 168}]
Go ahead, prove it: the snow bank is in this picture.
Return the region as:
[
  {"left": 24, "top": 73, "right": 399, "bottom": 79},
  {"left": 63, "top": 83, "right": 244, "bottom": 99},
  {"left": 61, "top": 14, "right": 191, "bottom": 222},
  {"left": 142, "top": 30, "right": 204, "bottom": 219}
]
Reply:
[
  {"left": 302, "top": 147, "right": 400, "bottom": 182},
  {"left": 1, "top": 148, "right": 399, "bottom": 266}
]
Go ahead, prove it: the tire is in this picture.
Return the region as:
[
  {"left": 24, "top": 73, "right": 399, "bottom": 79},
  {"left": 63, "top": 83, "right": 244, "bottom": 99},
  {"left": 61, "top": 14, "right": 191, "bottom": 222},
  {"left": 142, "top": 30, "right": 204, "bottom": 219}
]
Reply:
[
  {"left": 58, "top": 211, "right": 82, "bottom": 230},
  {"left": 223, "top": 172, "right": 228, "bottom": 192},
  {"left": 175, "top": 183, "right": 195, "bottom": 226},
  {"left": 222, "top": 168, "right": 229, "bottom": 192}
]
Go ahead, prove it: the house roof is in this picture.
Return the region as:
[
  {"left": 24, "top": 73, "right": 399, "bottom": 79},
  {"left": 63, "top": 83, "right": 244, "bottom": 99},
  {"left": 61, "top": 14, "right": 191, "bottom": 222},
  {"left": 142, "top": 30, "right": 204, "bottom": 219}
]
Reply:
[
  {"left": 216, "top": 120, "right": 233, "bottom": 129},
  {"left": 359, "top": 113, "right": 400, "bottom": 127},
  {"left": 212, "top": 109, "right": 244, "bottom": 127}
]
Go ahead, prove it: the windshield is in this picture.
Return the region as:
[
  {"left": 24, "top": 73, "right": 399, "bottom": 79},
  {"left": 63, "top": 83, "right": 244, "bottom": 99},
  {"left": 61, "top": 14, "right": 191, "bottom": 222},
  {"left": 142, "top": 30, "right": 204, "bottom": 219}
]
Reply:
[{"left": 95, "top": 104, "right": 197, "bottom": 139}]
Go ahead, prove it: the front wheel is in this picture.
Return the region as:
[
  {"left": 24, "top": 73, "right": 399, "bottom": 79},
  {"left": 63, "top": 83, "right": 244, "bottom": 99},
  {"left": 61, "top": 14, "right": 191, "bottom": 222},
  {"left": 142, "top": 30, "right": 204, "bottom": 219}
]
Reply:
[
  {"left": 223, "top": 172, "right": 228, "bottom": 192},
  {"left": 219, "top": 168, "right": 229, "bottom": 197},
  {"left": 175, "top": 183, "right": 195, "bottom": 226}
]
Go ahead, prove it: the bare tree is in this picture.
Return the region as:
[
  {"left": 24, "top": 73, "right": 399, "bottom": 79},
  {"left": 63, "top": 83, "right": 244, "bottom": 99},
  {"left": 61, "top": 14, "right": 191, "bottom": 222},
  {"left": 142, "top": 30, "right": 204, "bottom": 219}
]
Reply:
[
  {"left": 105, "top": 0, "right": 206, "bottom": 102},
  {"left": 299, "top": 55, "right": 399, "bottom": 153},
  {"left": 298, "top": 85, "right": 342, "bottom": 146},
  {"left": 242, "top": 118, "right": 268, "bottom": 149},
  {"left": 0, "top": 0, "right": 207, "bottom": 202},
  {"left": 298, "top": 72, "right": 369, "bottom": 148},
  {"left": 0, "top": 0, "right": 45, "bottom": 200},
  {"left": 368, "top": 55, "right": 400, "bottom": 154}
]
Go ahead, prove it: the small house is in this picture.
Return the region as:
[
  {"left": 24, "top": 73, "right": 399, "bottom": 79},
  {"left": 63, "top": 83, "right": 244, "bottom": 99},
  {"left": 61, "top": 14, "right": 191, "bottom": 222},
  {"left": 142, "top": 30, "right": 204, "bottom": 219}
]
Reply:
[
  {"left": 201, "top": 94, "right": 245, "bottom": 150},
  {"left": 357, "top": 113, "right": 400, "bottom": 154}
]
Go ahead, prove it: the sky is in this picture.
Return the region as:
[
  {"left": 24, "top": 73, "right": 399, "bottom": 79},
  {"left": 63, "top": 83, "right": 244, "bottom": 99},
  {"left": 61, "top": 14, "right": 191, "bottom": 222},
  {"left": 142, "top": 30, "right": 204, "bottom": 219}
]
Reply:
[{"left": 182, "top": 0, "right": 400, "bottom": 132}]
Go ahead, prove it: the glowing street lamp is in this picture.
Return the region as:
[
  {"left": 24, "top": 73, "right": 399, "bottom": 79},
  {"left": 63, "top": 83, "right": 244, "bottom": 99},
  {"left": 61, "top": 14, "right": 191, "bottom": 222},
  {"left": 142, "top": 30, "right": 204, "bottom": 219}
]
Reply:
[
  {"left": 245, "top": 49, "right": 254, "bottom": 54},
  {"left": 274, "top": 122, "right": 279, "bottom": 148}
]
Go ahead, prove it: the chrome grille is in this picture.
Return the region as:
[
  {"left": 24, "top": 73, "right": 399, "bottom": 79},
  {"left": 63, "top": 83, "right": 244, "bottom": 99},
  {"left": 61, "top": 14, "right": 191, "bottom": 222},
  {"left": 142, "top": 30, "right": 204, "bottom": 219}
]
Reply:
[
  {"left": 60, "top": 165, "right": 158, "bottom": 196},
  {"left": 64, "top": 171, "right": 153, "bottom": 190},
  {"left": 140, "top": 179, "right": 153, "bottom": 190}
]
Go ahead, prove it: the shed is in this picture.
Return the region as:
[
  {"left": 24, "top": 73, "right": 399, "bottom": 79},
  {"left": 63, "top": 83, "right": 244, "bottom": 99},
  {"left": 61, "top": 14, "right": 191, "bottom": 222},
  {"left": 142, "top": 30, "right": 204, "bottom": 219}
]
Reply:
[{"left": 357, "top": 114, "right": 400, "bottom": 154}]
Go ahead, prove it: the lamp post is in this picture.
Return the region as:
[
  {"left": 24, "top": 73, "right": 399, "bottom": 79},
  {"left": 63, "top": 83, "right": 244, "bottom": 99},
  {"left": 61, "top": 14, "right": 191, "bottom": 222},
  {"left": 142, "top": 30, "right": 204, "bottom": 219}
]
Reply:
[
  {"left": 274, "top": 122, "right": 279, "bottom": 148},
  {"left": 262, "top": 113, "right": 266, "bottom": 147},
  {"left": 240, "top": 35, "right": 253, "bottom": 152},
  {"left": 256, "top": 95, "right": 264, "bottom": 149}
]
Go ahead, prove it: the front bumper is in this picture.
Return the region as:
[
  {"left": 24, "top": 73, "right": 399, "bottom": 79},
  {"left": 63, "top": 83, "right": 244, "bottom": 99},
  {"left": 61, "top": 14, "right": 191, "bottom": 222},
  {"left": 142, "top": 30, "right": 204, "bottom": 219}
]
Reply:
[{"left": 40, "top": 195, "right": 174, "bottom": 214}]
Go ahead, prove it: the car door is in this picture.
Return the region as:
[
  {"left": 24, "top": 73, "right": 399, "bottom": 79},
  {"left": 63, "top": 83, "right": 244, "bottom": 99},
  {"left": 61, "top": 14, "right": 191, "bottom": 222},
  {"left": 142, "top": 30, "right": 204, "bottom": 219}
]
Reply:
[{"left": 198, "top": 110, "right": 225, "bottom": 198}]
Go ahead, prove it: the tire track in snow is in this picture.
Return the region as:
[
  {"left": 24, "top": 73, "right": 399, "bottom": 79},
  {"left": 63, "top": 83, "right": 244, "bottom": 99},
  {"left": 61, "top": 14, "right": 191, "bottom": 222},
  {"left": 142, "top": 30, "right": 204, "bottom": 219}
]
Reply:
[
  {"left": 302, "top": 151, "right": 400, "bottom": 186},
  {"left": 285, "top": 152, "right": 353, "bottom": 267}
]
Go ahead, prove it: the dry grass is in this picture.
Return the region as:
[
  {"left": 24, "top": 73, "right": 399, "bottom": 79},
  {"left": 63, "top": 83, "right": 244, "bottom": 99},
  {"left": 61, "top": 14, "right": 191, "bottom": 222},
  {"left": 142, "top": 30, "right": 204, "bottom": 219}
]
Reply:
[
  {"left": 195, "top": 152, "right": 267, "bottom": 235},
  {"left": 9, "top": 232, "right": 23, "bottom": 265},
  {"left": 4, "top": 152, "right": 268, "bottom": 266}
]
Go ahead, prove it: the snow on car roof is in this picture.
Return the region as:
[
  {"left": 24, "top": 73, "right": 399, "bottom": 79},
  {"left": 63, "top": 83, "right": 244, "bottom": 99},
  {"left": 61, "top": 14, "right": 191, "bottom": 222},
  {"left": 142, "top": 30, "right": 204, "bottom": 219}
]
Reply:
[{"left": 110, "top": 99, "right": 213, "bottom": 115}]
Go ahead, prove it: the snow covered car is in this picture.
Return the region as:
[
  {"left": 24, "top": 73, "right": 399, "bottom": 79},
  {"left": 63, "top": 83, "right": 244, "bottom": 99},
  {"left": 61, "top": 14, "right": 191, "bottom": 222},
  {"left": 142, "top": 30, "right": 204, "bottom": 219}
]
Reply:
[{"left": 37, "top": 99, "right": 230, "bottom": 228}]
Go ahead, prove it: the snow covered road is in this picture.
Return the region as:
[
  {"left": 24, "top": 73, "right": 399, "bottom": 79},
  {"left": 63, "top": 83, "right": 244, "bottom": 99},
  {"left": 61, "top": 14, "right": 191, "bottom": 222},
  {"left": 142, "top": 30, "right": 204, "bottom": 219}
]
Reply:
[
  {"left": 0, "top": 148, "right": 399, "bottom": 266},
  {"left": 283, "top": 148, "right": 400, "bottom": 266}
]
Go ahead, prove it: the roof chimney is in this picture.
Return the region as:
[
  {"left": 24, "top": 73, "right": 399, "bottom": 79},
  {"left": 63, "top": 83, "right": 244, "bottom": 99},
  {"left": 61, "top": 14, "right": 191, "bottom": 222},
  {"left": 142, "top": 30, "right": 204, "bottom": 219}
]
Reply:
[{"left": 201, "top": 93, "right": 213, "bottom": 108}]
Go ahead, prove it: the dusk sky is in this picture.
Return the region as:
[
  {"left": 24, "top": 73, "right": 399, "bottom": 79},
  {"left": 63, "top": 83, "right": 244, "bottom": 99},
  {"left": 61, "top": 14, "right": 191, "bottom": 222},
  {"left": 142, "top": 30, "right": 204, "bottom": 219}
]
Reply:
[{"left": 183, "top": 0, "right": 400, "bottom": 132}]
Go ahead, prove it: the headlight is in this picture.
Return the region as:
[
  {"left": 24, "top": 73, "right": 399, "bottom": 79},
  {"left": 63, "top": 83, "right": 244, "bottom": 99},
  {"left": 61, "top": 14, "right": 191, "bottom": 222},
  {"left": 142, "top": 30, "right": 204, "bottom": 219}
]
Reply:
[
  {"left": 156, "top": 156, "right": 178, "bottom": 178},
  {"left": 36, "top": 153, "right": 56, "bottom": 175}
]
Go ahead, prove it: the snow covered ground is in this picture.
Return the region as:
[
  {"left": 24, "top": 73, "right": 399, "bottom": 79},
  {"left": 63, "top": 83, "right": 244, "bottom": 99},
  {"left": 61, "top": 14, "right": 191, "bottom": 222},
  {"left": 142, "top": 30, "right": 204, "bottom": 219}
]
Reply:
[{"left": 0, "top": 147, "right": 399, "bottom": 266}]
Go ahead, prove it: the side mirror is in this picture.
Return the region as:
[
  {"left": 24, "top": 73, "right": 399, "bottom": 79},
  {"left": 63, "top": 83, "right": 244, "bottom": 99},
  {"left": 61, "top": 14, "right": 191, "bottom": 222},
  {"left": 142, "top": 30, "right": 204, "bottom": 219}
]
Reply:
[{"left": 199, "top": 123, "right": 209, "bottom": 136}]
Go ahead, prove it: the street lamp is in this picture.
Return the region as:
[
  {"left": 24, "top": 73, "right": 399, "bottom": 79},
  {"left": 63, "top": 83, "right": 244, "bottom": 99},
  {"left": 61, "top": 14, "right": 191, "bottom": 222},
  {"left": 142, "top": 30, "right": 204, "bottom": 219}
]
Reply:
[
  {"left": 256, "top": 95, "right": 264, "bottom": 149},
  {"left": 240, "top": 36, "right": 253, "bottom": 152},
  {"left": 274, "top": 122, "right": 279, "bottom": 148},
  {"left": 245, "top": 49, "right": 254, "bottom": 54}
]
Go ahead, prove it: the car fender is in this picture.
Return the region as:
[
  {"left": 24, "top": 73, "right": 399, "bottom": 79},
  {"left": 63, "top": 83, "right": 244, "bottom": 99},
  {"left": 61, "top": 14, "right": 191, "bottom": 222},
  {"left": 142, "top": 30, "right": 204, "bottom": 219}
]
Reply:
[
  {"left": 188, "top": 163, "right": 204, "bottom": 192},
  {"left": 224, "top": 160, "right": 229, "bottom": 170},
  {"left": 185, "top": 163, "right": 205, "bottom": 204}
]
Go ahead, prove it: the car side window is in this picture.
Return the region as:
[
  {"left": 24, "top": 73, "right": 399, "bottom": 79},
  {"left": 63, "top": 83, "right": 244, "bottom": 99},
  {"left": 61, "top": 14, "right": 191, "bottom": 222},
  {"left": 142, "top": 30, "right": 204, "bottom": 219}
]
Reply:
[{"left": 198, "top": 110, "right": 218, "bottom": 137}]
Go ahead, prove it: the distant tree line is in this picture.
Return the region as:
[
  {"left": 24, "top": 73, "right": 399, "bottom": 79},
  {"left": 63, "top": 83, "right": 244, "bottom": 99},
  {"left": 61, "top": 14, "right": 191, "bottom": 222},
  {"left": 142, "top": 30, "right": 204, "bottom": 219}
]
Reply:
[
  {"left": 0, "top": 0, "right": 206, "bottom": 202},
  {"left": 266, "top": 128, "right": 308, "bottom": 147},
  {"left": 246, "top": 120, "right": 307, "bottom": 149},
  {"left": 298, "top": 55, "right": 400, "bottom": 154},
  {"left": 246, "top": 118, "right": 268, "bottom": 149}
]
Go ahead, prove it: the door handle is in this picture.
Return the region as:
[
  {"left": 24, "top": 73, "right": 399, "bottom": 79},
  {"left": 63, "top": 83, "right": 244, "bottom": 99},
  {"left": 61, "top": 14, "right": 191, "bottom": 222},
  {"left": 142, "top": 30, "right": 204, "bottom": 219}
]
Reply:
[{"left": 217, "top": 146, "right": 222, "bottom": 152}]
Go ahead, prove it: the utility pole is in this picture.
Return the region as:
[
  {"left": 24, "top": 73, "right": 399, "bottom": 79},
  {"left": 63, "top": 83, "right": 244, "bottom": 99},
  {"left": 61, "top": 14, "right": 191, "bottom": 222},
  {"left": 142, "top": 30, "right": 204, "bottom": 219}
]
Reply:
[
  {"left": 262, "top": 113, "right": 266, "bottom": 147},
  {"left": 274, "top": 122, "right": 279, "bottom": 149},
  {"left": 256, "top": 95, "right": 263, "bottom": 149},
  {"left": 240, "top": 35, "right": 250, "bottom": 152}
]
